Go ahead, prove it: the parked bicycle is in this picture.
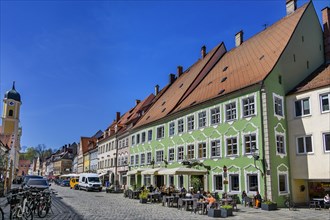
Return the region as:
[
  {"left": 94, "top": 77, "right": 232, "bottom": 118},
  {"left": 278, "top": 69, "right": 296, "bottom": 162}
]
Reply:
[
  {"left": 7, "top": 190, "right": 33, "bottom": 220},
  {"left": 284, "top": 194, "right": 296, "bottom": 210}
]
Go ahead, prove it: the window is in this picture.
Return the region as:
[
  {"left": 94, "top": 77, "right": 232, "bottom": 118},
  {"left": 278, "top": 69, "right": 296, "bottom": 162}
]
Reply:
[
  {"left": 179, "top": 175, "right": 184, "bottom": 188},
  {"left": 187, "top": 144, "right": 195, "bottom": 159},
  {"left": 214, "top": 175, "right": 223, "bottom": 191},
  {"left": 320, "top": 93, "right": 330, "bottom": 113},
  {"left": 274, "top": 95, "right": 284, "bottom": 116},
  {"left": 279, "top": 174, "right": 288, "bottom": 193},
  {"left": 247, "top": 174, "right": 258, "bottom": 193},
  {"left": 156, "top": 150, "right": 164, "bottom": 163},
  {"left": 197, "top": 142, "right": 206, "bottom": 158},
  {"left": 130, "top": 155, "right": 134, "bottom": 166},
  {"left": 276, "top": 134, "right": 285, "bottom": 154},
  {"left": 187, "top": 115, "right": 195, "bottom": 131},
  {"left": 9, "top": 110, "right": 13, "bottom": 117},
  {"left": 225, "top": 102, "right": 237, "bottom": 121},
  {"left": 211, "top": 140, "right": 221, "bottom": 157},
  {"left": 242, "top": 96, "right": 255, "bottom": 117},
  {"left": 135, "top": 155, "right": 139, "bottom": 165},
  {"left": 141, "top": 132, "right": 146, "bottom": 143},
  {"left": 169, "top": 175, "right": 174, "bottom": 186},
  {"left": 131, "top": 136, "right": 135, "bottom": 145},
  {"left": 198, "top": 111, "right": 207, "bottom": 128},
  {"left": 297, "top": 136, "right": 313, "bottom": 154},
  {"left": 226, "top": 137, "right": 238, "bottom": 156},
  {"left": 178, "top": 119, "right": 184, "bottom": 133},
  {"left": 140, "top": 153, "right": 145, "bottom": 165},
  {"left": 168, "top": 148, "right": 175, "bottom": 161},
  {"left": 295, "top": 98, "right": 310, "bottom": 117},
  {"left": 169, "top": 122, "right": 175, "bottom": 136},
  {"left": 156, "top": 126, "right": 164, "bottom": 139},
  {"left": 229, "top": 174, "right": 240, "bottom": 192},
  {"left": 210, "top": 107, "right": 221, "bottom": 125},
  {"left": 244, "top": 134, "right": 256, "bottom": 155},
  {"left": 147, "top": 152, "right": 152, "bottom": 164},
  {"left": 177, "top": 146, "right": 184, "bottom": 161},
  {"left": 136, "top": 134, "right": 140, "bottom": 144},
  {"left": 323, "top": 133, "right": 330, "bottom": 152},
  {"left": 148, "top": 130, "right": 152, "bottom": 141},
  {"left": 144, "top": 175, "right": 151, "bottom": 186}
]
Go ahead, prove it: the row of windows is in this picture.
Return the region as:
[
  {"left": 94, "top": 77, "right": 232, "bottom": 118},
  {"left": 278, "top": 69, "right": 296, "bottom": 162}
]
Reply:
[
  {"left": 130, "top": 133, "right": 286, "bottom": 165},
  {"left": 98, "top": 156, "right": 129, "bottom": 169},
  {"left": 293, "top": 93, "right": 329, "bottom": 117},
  {"left": 296, "top": 133, "right": 330, "bottom": 154}
]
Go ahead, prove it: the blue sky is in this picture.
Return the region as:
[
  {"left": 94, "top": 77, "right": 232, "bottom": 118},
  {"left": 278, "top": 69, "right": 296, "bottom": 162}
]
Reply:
[{"left": 0, "top": 0, "right": 327, "bottom": 151}]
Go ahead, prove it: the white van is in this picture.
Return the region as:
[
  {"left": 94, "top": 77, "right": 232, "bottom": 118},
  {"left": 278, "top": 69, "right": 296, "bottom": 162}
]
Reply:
[{"left": 78, "top": 173, "right": 102, "bottom": 192}]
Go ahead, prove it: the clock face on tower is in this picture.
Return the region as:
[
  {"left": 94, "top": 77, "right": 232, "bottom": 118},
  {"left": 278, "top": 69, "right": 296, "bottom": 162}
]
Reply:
[{"left": 9, "top": 101, "right": 15, "bottom": 106}]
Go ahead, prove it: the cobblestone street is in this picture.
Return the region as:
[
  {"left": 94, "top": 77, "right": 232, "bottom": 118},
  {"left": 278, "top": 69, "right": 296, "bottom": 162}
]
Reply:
[{"left": 45, "top": 185, "right": 330, "bottom": 220}]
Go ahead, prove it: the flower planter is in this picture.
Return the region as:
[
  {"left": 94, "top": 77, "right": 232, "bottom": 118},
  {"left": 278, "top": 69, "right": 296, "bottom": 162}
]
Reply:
[
  {"left": 261, "top": 203, "right": 277, "bottom": 211},
  {"left": 140, "top": 198, "right": 148, "bottom": 204},
  {"left": 220, "top": 208, "right": 233, "bottom": 217},
  {"left": 207, "top": 208, "right": 221, "bottom": 218}
]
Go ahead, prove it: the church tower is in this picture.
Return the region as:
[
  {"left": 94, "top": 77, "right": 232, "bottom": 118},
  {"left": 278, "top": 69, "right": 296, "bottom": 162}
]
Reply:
[{"left": 2, "top": 81, "right": 21, "bottom": 136}]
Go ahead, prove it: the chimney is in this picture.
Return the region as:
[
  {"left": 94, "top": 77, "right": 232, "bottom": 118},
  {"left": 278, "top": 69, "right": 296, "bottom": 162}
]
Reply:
[
  {"left": 177, "top": 66, "right": 183, "bottom": 77},
  {"left": 169, "top": 73, "right": 176, "bottom": 84},
  {"left": 286, "top": 0, "right": 297, "bottom": 16},
  {"left": 201, "top": 45, "right": 206, "bottom": 58},
  {"left": 116, "top": 112, "right": 120, "bottom": 122},
  {"left": 135, "top": 99, "right": 141, "bottom": 105},
  {"left": 155, "top": 84, "right": 159, "bottom": 96},
  {"left": 235, "top": 30, "right": 243, "bottom": 47},
  {"left": 322, "top": 7, "right": 330, "bottom": 64}
]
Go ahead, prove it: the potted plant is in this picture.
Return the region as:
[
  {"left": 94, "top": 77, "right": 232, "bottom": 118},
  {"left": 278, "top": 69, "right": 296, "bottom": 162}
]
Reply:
[
  {"left": 261, "top": 200, "right": 277, "bottom": 211},
  {"left": 220, "top": 205, "right": 233, "bottom": 217},
  {"left": 139, "top": 189, "right": 149, "bottom": 204},
  {"left": 207, "top": 208, "right": 221, "bottom": 218}
]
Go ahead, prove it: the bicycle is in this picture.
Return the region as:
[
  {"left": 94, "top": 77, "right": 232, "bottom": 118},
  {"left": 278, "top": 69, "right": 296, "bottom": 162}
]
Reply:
[
  {"left": 37, "top": 189, "right": 56, "bottom": 218},
  {"left": 8, "top": 190, "right": 33, "bottom": 220},
  {"left": 284, "top": 194, "right": 296, "bottom": 211}
]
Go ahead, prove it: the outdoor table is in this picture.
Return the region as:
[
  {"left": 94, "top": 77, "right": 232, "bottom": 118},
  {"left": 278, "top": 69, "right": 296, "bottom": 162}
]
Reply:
[
  {"left": 148, "top": 192, "right": 161, "bottom": 203},
  {"left": 310, "top": 198, "right": 323, "bottom": 209},
  {"left": 165, "top": 196, "right": 174, "bottom": 207},
  {"left": 182, "top": 198, "right": 194, "bottom": 211},
  {"left": 221, "top": 198, "right": 233, "bottom": 206}
]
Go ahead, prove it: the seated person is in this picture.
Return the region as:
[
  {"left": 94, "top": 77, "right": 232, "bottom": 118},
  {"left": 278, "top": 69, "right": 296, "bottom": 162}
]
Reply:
[
  {"left": 206, "top": 194, "right": 216, "bottom": 209},
  {"left": 254, "top": 191, "right": 262, "bottom": 208},
  {"left": 324, "top": 193, "right": 330, "bottom": 204},
  {"left": 185, "top": 190, "right": 192, "bottom": 198},
  {"left": 241, "top": 190, "right": 248, "bottom": 206},
  {"left": 193, "top": 191, "right": 203, "bottom": 200}
]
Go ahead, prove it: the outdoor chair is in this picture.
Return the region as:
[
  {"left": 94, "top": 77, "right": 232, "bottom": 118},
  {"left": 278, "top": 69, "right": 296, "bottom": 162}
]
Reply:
[
  {"left": 171, "top": 196, "right": 179, "bottom": 208},
  {"left": 191, "top": 199, "right": 201, "bottom": 214},
  {"left": 324, "top": 202, "right": 330, "bottom": 209},
  {"left": 178, "top": 198, "right": 183, "bottom": 210},
  {"left": 162, "top": 196, "right": 167, "bottom": 206},
  {"left": 128, "top": 190, "right": 133, "bottom": 199}
]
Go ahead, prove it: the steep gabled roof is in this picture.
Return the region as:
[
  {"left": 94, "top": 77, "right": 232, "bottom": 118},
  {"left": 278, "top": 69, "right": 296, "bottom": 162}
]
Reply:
[
  {"left": 135, "top": 42, "right": 226, "bottom": 128},
  {"left": 174, "top": 3, "right": 309, "bottom": 112},
  {"left": 288, "top": 64, "right": 330, "bottom": 94}
]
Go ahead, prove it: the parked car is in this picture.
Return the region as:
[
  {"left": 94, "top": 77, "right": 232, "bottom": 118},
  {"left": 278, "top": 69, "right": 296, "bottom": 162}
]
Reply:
[
  {"left": 55, "top": 179, "right": 63, "bottom": 185},
  {"left": 78, "top": 173, "right": 102, "bottom": 192},
  {"left": 70, "top": 177, "right": 79, "bottom": 189},
  {"left": 22, "top": 175, "right": 43, "bottom": 187},
  {"left": 24, "top": 178, "right": 50, "bottom": 191},
  {"left": 61, "top": 180, "right": 70, "bottom": 187}
]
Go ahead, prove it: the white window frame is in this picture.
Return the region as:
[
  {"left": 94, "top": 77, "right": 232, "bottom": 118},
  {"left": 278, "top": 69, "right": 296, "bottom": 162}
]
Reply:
[
  {"left": 135, "top": 154, "right": 139, "bottom": 166},
  {"left": 155, "top": 150, "right": 164, "bottom": 163},
  {"left": 140, "top": 153, "right": 145, "bottom": 165},
  {"left": 296, "top": 135, "right": 313, "bottom": 154},
  {"left": 323, "top": 132, "right": 330, "bottom": 153},
  {"left": 320, "top": 93, "right": 330, "bottom": 113},
  {"left": 187, "top": 115, "right": 195, "bottom": 131},
  {"left": 294, "top": 98, "right": 311, "bottom": 117},
  {"left": 131, "top": 135, "right": 135, "bottom": 146},
  {"left": 156, "top": 125, "right": 165, "bottom": 139},
  {"left": 197, "top": 142, "right": 207, "bottom": 159},
  {"left": 178, "top": 118, "right": 184, "bottom": 134},
  {"left": 168, "top": 147, "right": 175, "bottom": 162},
  {"left": 213, "top": 174, "right": 223, "bottom": 192},
  {"left": 141, "top": 132, "right": 146, "bottom": 143},
  {"left": 242, "top": 95, "right": 256, "bottom": 118},
  {"left": 130, "top": 155, "right": 135, "bottom": 166},
  {"left": 273, "top": 93, "right": 284, "bottom": 119},
  {"left": 187, "top": 144, "right": 195, "bottom": 160},
  {"left": 278, "top": 172, "right": 289, "bottom": 195},
  {"left": 177, "top": 146, "right": 184, "bottom": 161},
  {"left": 229, "top": 174, "right": 240, "bottom": 192},
  {"left": 169, "top": 121, "right": 175, "bottom": 136},
  {"left": 243, "top": 133, "right": 257, "bottom": 155},
  {"left": 210, "top": 139, "right": 221, "bottom": 158},
  {"left": 146, "top": 152, "right": 152, "bottom": 164},
  {"left": 246, "top": 173, "right": 259, "bottom": 194},
  {"left": 225, "top": 101, "right": 237, "bottom": 122},
  {"left": 275, "top": 132, "right": 286, "bottom": 156},
  {"left": 147, "top": 129, "right": 153, "bottom": 142},
  {"left": 226, "top": 136, "right": 239, "bottom": 157},
  {"left": 210, "top": 106, "right": 221, "bottom": 125},
  {"left": 198, "top": 110, "right": 207, "bottom": 128}
]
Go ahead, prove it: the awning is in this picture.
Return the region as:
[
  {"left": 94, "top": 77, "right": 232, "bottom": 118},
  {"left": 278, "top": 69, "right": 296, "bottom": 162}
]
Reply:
[
  {"left": 127, "top": 168, "right": 151, "bottom": 175},
  {"left": 158, "top": 167, "right": 208, "bottom": 175},
  {"left": 141, "top": 168, "right": 168, "bottom": 175},
  {"left": 60, "top": 173, "right": 79, "bottom": 178},
  {"left": 98, "top": 173, "right": 107, "bottom": 177}
]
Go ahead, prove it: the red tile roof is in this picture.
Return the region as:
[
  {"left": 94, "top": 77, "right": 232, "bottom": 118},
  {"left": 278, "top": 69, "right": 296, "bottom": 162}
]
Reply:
[
  {"left": 0, "top": 134, "right": 12, "bottom": 150},
  {"left": 174, "top": 3, "right": 308, "bottom": 113},
  {"left": 288, "top": 64, "right": 330, "bottom": 94},
  {"left": 135, "top": 42, "right": 227, "bottom": 128}
]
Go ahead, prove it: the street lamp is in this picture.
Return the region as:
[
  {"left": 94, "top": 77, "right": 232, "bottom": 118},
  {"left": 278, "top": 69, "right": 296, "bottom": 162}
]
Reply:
[{"left": 251, "top": 147, "right": 264, "bottom": 177}]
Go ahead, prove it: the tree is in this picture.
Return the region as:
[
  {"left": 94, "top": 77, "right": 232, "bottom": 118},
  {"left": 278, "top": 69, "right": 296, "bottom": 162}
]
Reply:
[{"left": 20, "top": 145, "right": 53, "bottom": 162}]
